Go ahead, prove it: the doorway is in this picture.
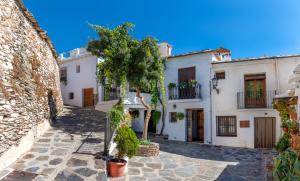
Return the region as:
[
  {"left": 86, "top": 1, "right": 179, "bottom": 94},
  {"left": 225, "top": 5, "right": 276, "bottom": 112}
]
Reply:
[
  {"left": 254, "top": 117, "right": 276, "bottom": 148},
  {"left": 83, "top": 88, "right": 94, "bottom": 107},
  {"left": 186, "top": 109, "right": 204, "bottom": 142},
  {"left": 144, "top": 110, "right": 156, "bottom": 133}
]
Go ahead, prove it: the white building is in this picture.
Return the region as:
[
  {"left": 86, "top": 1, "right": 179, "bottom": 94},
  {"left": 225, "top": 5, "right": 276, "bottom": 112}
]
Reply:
[
  {"left": 158, "top": 48, "right": 231, "bottom": 143},
  {"left": 212, "top": 55, "right": 300, "bottom": 148},
  {"left": 63, "top": 43, "right": 300, "bottom": 149},
  {"left": 59, "top": 48, "right": 99, "bottom": 107}
]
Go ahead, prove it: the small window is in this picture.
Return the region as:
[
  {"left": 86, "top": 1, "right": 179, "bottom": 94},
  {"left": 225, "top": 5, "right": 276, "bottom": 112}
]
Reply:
[
  {"left": 170, "top": 112, "right": 177, "bottom": 123},
  {"left": 217, "top": 116, "right": 237, "bottom": 137},
  {"left": 215, "top": 72, "right": 225, "bottom": 79},
  {"left": 76, "top": 65, "right": 80, "bottom": 73},
  {"left": 69, "top": 92, "right": 74, "bottom": 99},
  {"left": 60, "top": 67, "right": 67, "bottom": 82}
]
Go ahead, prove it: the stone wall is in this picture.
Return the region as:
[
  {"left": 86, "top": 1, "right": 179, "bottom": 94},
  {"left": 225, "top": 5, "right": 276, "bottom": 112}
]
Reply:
[{"left": 0, "top": 0, "right": 63, "bottom": 163}]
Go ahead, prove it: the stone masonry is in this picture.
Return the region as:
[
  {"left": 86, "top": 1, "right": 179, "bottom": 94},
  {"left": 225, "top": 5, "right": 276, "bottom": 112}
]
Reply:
[{"left": 0, "top": 0, "right": 63, "bottom": 167}]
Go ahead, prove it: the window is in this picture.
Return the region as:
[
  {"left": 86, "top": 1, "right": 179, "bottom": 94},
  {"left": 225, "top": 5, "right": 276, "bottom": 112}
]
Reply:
[
  {"left": 244, "top": 74, "right": 266, "bottom": 108},
  {"left": 69, "top": 92, "right": 74, "bottom": 99},
  {"left": 60, "top": 67, "right": 67, "bottom": 82},
  {"left": 76, "top": 65, "right": 80, "bottom": 73},
  {"left": 129, "top": 109, "right": 140, "bottom": 119},
  {"left": 217, "top": 116, "right": 237, "bottom": 137},
  {"left": 170, "top": 112, "right": 177, "bottom": 123},
  {"left": 215, "top": 71, "right": 225, "bottom": 79}
]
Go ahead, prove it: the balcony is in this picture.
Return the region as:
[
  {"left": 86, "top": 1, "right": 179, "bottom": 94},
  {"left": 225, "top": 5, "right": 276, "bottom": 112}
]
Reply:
[
  {"left": 237, "top": 90, "right": 276, "bottom": 109},
  {"left": 168, "top": 83, "right": 201, "bottom": 100},
  {"left": 102, "top": 87, "right": 120, "bottom": 101}
]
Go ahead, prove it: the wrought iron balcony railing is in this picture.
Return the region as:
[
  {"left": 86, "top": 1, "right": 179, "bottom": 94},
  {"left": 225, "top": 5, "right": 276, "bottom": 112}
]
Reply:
[
  {"left": 237, "top": 90, "right": 276, "bottom": 109},
  {"left": 168, "top": 83, "right": 201, "bottom": 100}
]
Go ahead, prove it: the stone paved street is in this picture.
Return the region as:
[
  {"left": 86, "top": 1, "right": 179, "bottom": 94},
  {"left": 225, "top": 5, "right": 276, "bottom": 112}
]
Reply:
[
  {"left": 0, "top": 106, "right": 277, "bottom": 181},
  {"left": 112, "top": 138, "right": 277, "bottom": 181},
  {"left": 0, "top": 106, "right": 107, "bottom": 181}
]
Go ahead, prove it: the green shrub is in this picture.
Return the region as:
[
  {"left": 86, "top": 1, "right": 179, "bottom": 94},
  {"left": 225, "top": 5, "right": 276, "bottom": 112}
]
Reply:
[
  {"left": 108, "top": 104, "right": 124, "bottom": 128},
  {"left": 138, "top": 139, "right": 151, "bottom": 145},
  {"left": 276, "top": 133, "right": 290, "bottom": 152},
  {"left": 152, "top": 111, "right": 161, "bottom": 125},
  {"left": 114, "top": 125, "right": 139, "bottom": 158},
  {"left": 273, "top": 148, "right": 300, "bottom": 180}
]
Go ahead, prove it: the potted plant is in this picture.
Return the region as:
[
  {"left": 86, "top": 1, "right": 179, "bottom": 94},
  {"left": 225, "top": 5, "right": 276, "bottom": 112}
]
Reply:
[
  {"left": 176, "top": 112, "right": 185, "bottom": 121},
  {"left": 168, "top": 83, "right": 176, "bottom": 89},
  {"left": 189, "top": 80, "right": 198, "bottom": 87},
  {"left": 179, "top": 81, "right": 188, "bottom": 89},
  {"left": 109, "top": 125, "right": 139, "bottom": 177}
]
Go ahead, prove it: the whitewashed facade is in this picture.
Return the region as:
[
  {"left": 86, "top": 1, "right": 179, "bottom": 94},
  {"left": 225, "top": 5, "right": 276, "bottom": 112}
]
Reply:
[
  {"left": 64, "top": 44, "right": 300, "bottom": 149},
  {"left": 157, "top": 48, "right": 231, "bottom": 143},
  {"left": 59, "top": 48, "right": 99, "bottom": 107},
  {"left": 212, "top": 56, "right": 300, "bottom": 148}
]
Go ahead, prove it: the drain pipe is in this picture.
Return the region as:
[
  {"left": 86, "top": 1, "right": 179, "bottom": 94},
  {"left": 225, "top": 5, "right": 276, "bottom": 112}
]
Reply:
[{"left": 209, "top": 67, "right": 213, "bottom": 144}]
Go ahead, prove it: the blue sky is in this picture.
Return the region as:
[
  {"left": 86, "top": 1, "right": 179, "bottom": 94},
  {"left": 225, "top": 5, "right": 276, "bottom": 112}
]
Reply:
[{"left": 23, "top": 0, "right": 300, "bottom": 59}]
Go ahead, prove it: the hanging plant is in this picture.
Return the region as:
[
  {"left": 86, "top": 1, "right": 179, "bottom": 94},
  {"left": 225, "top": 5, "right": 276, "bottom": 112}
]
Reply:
[
  {"left": 176, "top": 112, "right": 185, "bottom": 120},
  {"left": 152, "top": 110, "right": 161, "bottom": 125}
]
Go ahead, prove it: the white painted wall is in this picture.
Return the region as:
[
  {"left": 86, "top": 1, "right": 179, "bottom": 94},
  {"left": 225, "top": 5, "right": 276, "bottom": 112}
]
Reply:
[
  {"left": 60, "top": 51, "right": 98, "bottom": 107},
  {"left": 212, "top": 57, "right": 300, "bottom": 148},
  {"left": 157, "top": 53, "right": 213, "bottom": 143}
]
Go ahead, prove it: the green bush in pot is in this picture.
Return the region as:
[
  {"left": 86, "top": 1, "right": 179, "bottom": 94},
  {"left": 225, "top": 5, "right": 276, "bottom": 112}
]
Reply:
[{"left": 113, "top": 125, "right": 139, "bottom": 159}]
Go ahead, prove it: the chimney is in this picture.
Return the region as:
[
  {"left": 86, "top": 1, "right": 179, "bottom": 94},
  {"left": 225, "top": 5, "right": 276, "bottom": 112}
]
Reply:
[{"left": 158, "top": 42, "right": 172, "bottom": 57}]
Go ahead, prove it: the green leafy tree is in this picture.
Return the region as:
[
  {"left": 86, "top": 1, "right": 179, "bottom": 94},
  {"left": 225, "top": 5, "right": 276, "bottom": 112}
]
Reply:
[
  {"left": 87, "top": 23, "right": 134, "bottom": 102},
  {"left": 87, "top": 23, "right": 165, "bottom": 140},
  {"left": 127, "top": 37, "right": 165, "bottom": 139}
]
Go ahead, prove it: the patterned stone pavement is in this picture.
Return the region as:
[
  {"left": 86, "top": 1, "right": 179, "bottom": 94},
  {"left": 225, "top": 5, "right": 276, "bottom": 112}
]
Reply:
[
  {"left": 0, "top": 105, "right": 277, "bottom": 181},
  {"left": 0, "top": 106, "right": 107, "bottom": 181},
  {"left": 110, "top": 139, "right": 277, "bottom": 181}
]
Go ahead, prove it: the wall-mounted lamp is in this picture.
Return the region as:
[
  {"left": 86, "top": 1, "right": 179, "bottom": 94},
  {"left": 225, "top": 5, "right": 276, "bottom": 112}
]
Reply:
[{"left": 212, "top": 76, "right": 219, "bottom": 94}]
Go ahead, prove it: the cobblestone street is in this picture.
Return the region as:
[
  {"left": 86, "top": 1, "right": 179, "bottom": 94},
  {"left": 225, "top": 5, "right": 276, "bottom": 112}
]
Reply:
[
  {"left": 0, "top": 106, "right": 276, "bottom": 181},
  {"left": 0, "top": 106, "right": 107, "bottom": 181},
  {"left": 121, "top": 140, "right": 277, "bottom": 181}
]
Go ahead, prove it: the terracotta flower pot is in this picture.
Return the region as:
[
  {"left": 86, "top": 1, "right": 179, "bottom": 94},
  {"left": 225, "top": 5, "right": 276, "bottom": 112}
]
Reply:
[
  {"left": 108, "top": 158, "right": 127, "bottom": 177},
  {"left": 282, "top": 127, "right": 288, "bottom": 133}
]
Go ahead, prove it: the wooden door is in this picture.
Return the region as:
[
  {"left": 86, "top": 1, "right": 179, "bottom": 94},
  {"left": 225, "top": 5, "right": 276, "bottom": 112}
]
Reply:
[
  {"left": 197, "top": 111, "right": 204, "bottom": 142},
  {"left": 83, "top": 88, "right": 94, "bottom": 107},
  {"left": 187, "top": 110, "right": 193, "bottom": 142},
  {"left": 254, "top": 117, "right": 276, "bottom": 148},
  {"left": 186, "top": 109, "right": 204, "bottom": 142}
]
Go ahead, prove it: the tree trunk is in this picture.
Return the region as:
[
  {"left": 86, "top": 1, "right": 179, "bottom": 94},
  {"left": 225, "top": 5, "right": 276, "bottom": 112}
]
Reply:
[{"left": 136, "top": 89, "right": 151, "bottom": 140}]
